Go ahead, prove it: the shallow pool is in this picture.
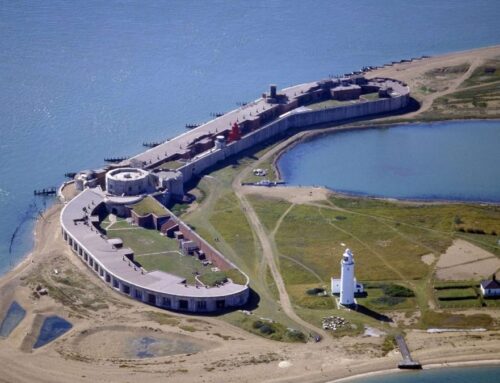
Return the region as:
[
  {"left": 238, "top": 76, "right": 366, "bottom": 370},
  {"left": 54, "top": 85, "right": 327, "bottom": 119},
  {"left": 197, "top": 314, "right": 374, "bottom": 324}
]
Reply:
[
  {"left": 33, "top": 315, "right": 72, "bottom": 349},
  {"left": 0, "top": 301, "right": 26, "bottom": 338}
]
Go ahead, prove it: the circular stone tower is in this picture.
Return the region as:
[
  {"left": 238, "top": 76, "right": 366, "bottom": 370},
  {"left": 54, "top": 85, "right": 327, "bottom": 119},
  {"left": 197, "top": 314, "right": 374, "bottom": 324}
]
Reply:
[{"left": 340, "top": 248, "right": 355, "bottom": 305}]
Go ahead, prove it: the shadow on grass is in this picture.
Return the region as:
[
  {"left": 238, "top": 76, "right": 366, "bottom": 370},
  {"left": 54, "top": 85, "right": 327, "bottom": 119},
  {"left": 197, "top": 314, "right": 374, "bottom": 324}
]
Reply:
[{"left": 354, "top": 303, "right": 393, "bottom": 323}]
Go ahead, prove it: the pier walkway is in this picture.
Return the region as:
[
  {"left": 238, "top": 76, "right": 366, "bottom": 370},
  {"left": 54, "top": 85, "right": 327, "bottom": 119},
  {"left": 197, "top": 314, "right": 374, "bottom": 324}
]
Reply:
[{"left": 395, "top": 335, "right": 422, "bottom": 369}]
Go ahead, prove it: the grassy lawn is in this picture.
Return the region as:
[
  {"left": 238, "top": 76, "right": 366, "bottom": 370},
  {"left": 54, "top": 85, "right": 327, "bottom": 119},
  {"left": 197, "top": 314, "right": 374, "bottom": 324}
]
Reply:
[
  {"left": 306, "top": 99, "right": 358, "bottom": 110},
  {"left": 286, "top": 283, "right": 336, "bottom": 310},
  {"left": 422, "top": 81, "right": 500, "bottom": 120},
  {"left": 242, "top": 157, "right": 281, "bottom": 184},
  {"left": 462, "top": 60, "right": 500, "bottom": 87},
  {"left": 209, "top": 192, "right": 257, "bottom": 272},
  {"left": 158, "top": 160, "right": 185, "bottom": 170},
  {"left": 247, "top": 194, "right": 292, "bottom": 232},
  {"left": 136, "top": 253, "right": 201, "bottom": 284},
  {"left": 274, "top": 203, "right": 430, "bottom": 282},
  {"left": 357, "top": 285, "right": 417, "bottom": 311},
  {"left": 107, "top": 219, "right": 133, "bottom": 230},
  {"left": 361, "top": 92, "right": 380, "bottom": 100},
  {"left": 247, "top": 193, "right": 499, "bottom": 331},
  {"left": 437, "top": 299, "right": 482, "bottom": 309},
  {"left": 198, "top": 269, "right": 247, "bottom": 286},
  {"left": 101, "top": 215, "right": 131, "bottom": 230},
  {"left": 130, "top": 196, "right": 169, "bottom": 216},
  {"left": 107, "top": 216, "right": 247, "bottom": 287},
  {"left": 109, "top": 225, "right": 180, "bottom": 254},
  {"left": 421, "top": 311, "right": 493, "bottom": 329},
  {"left": 436, "top": 287, "right": 478, "bottom": 300}
]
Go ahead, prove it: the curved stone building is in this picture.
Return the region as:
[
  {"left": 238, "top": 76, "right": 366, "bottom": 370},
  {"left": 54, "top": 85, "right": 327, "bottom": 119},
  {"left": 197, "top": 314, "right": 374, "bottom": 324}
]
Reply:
[
  {"left": 106, "top": 168, "right": 156, "bottom": 196},
  {"left": 60, "top": 189, "right": 250, "bottom": 313}
]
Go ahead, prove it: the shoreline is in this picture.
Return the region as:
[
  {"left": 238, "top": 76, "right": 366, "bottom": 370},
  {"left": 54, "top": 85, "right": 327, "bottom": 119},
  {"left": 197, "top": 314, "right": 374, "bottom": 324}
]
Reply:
[{"left": 328, "top": 359, "right": 500, "bottom": 383}]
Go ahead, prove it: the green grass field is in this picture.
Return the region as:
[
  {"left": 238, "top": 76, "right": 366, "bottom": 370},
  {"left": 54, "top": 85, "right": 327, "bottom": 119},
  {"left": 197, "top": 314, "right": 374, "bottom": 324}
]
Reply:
[
  {"left": 158, "top": 160, "right": 185, "bottom": 170},
  {"left": 306, "top": 99, "right": 358, "bottom": 110},
  {"left": 136, "top": 253, "right": 201, "bottom": 284},
  {"left": 436, "top": 287, "right": 478, "bottom": 300},
  {"left": 247, "top": 192, "right": 499, "bottom": 330},
  {"left": 462, "top": 60, "right": 500, "bottom": 87},
  {"left": 109, "top": 225, "right": 180, "bottom": 254},
  {"left": 361, "top": 92, "right": 381, "bottom": 101},
  {"left": 130, "top": 196, "right": 169, "bottom": 216}
]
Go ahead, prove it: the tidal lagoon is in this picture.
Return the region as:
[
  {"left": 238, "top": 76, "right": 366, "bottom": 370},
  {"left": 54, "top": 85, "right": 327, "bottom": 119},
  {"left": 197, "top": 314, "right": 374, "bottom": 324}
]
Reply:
[{"left": 278, "top": 121, "right": 500, "bottom": 202}]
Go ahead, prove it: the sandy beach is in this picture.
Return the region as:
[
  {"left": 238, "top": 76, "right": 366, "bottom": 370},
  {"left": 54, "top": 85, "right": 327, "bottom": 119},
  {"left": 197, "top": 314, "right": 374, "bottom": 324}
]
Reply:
[{"left": 1, "top": 45, "right": 500, "bottom": 383}]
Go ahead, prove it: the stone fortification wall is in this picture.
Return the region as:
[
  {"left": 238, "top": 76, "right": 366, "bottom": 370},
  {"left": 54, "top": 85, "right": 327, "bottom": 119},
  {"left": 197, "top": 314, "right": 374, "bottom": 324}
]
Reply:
[
  {"left": 179, "top": 92, "right": 408, "bottom": 183},
  {"left": 176, "top": 220, "right": 234, "bottom": 271}
]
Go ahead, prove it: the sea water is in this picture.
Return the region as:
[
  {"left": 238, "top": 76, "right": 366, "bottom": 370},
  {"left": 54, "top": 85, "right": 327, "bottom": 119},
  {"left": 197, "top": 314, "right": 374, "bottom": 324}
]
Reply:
[
  {"left": 1, "top": 1, "right": 499, "bottom": 271},
  {"left": 278, "top": 121, "right": 500, "bottom": 202},
  {"left": 343, "top": 365, "right": 500, "bottom": 383}
]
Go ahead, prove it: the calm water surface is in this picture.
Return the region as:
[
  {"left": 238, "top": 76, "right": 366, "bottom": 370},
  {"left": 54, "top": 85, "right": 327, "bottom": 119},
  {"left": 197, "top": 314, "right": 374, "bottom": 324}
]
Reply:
[
  {"left": 278, "top": 121, "right": 500, "bottom": 202},
  {"left": 344, "top": 365, "right": 500, "bottom": 383},
  {"left": 1, "top": 2, "right": 499, "bottom": 380}
]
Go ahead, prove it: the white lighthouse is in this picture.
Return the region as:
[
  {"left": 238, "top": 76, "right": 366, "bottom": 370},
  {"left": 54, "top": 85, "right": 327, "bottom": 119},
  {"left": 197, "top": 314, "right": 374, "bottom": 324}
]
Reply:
[{"left": 340, "top": 248, "right": 355, "bottom": 305}]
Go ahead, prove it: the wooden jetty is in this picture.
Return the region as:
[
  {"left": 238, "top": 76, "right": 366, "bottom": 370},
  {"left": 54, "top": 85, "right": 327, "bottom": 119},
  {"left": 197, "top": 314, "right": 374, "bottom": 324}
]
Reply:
[
  {"left": 34, "top": 187, "right": 57, "bottom": 196},
  {"left": 104, "top": 157, "right": 128, "bottom": 163},
  {"left": 142, "top": 142, "right": 162, "bottom": 148},
  {"left": 395, "top": 335, "right": 422, "bottom": 369},
  {"left": 210, "top": 112, "right": 224, "bottom": 117}
]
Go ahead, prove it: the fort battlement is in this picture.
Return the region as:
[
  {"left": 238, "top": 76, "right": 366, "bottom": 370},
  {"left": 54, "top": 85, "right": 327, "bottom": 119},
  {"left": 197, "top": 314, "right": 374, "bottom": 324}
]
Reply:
[{"left": 62, "top": 74, "right": 409, "bottom": 313}]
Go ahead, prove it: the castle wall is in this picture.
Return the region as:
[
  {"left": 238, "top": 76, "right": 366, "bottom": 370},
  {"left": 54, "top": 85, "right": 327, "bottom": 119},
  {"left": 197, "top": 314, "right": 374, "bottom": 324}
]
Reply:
[{"left": 179, "top": 93, "right": 409, "bottom": 184}]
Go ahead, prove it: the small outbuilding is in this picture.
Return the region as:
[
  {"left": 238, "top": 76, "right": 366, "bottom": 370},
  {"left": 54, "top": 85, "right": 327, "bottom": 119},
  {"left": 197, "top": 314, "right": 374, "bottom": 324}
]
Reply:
[{"left": 480, "top": 274, "right": 500, "bottom": 297}]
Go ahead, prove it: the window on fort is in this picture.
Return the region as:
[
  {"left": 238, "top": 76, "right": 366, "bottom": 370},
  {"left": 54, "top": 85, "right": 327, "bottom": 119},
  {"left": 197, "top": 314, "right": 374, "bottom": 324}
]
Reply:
[
  {"left": 134, "top": 290, "right": 142, "bottom": 299},
  {"left": 179, "top": 300, "right": 188, "bottom": 310},
  {"left": 122, "top": 285, "right": 130, "bottom": 294},
  {"left": 162, "top": 297, "right": 171, "bottom": 307},
  {"left": 113, "top": 279, "right": 119, "bottom": 289},
  {"left": 216, "top": 299, "right": 225, "bottom": 309},
  {"left": 197, "top": 301, "right": 207, "bottom": 310}
]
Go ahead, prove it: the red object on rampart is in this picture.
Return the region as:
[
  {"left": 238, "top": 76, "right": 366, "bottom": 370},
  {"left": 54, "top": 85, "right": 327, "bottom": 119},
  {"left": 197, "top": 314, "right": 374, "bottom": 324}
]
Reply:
[{"left": 228, "top": 122, "right": 241, "bottom": 142}]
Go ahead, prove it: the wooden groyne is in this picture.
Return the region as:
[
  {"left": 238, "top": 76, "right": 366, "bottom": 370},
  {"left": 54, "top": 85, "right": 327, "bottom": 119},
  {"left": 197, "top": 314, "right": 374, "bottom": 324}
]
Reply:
[
  {"left": 34, "top": 187, "right": 57, "bottom": 196},
  {"left": 395, "top": 335, "right": 422, "bottom": 369},
  {"left": 104, "top": 157, "right": 128, "bottom": 163},
  {"left": 142, "top": 142, "right": 162, "bottom": 148},
  {"left": 64, "top": 172, "right": 77, "bottom": 179},
  {"left": 185, "top": 123, "right": 200, "bottom": 129}
]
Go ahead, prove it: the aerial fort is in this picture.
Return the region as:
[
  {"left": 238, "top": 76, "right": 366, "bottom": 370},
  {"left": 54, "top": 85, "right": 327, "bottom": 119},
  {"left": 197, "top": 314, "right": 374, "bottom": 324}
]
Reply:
[{"left": 60, "top": 74, "right": 410, "bottom": 313}]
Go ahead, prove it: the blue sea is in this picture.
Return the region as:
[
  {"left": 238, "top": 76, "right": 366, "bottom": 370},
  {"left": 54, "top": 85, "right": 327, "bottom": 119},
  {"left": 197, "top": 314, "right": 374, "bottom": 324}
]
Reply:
[{"left": 1, "top": 0, "right": 499, "bottom": 269}]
